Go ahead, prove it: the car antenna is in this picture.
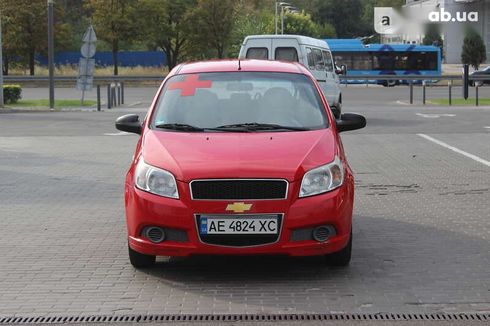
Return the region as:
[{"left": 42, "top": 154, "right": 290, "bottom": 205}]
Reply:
[{"left": 238, "top": 59, "right": 242, "bottom": 71}]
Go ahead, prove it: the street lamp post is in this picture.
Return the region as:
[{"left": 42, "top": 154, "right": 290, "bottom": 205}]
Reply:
[
  {"left": 0, "top": 16, "right": 4, "bottom": 108},
  {"left": 275, "top": 2, "right": 291, "bottom": 34},
  {"left": 275, "top": 2, "right": 299, "bottom": 35},
  {"left": 48, "top": 0, "right": 55, "bottom": 109}
]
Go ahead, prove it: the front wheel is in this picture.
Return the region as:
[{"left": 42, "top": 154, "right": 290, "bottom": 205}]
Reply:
[
  {"left": 128, "top": 244, "right": 156, "bottom": 268},
  {"left": 325, "top": 230, "right": 352, "bottom": 267}
]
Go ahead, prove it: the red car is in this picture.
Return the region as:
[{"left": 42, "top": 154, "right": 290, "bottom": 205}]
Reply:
[{"left": 116, "top": 59, "right": 366, "bottom": 268}]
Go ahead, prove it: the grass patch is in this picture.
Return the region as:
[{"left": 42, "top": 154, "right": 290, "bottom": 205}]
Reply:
[
  {"left": 8, "top": 99, "right": 96, "bottom": 108},
  {"left": 428, "top": 98, "right": 490, "bottom": 106}
]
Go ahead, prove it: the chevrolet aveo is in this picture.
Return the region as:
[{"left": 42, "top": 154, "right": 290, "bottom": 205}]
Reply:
[{"left": 115, "top": 59, "right": 366, "bottom": 268}]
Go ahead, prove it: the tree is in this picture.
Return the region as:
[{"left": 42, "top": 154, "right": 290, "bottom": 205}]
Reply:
[
  {"left": 0, "top": 0, "right": 69, "bottom": 75},
  {"left": 228, "top": 4, "right": 275, "bottom": 58},
  {"left": 186, "top": 0, "right": 237, "bottom": 59},
  {"left": 461, "top": 27, "right": 487, "bottom": 70},
  {"left": 136, "top": 0, "right": 195, "bottom": 70},
  {"left": 423, "top": 23, "right": 443, "bottom": 58},
  {"left": 283, "top": 11, "right": 335, "bottom": 38},
  {"left": 85, "top": 0, "right": 137, "bottom": 75},
  {"left": 313, "top": 0, "right": 367, "bottom": 38}
]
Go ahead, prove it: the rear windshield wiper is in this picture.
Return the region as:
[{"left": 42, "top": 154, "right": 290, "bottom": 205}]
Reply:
[
  {"left": 154, "top": 123, "right": 205, "bottom": 131},
  {"left": 214, "top": 123, "right": 310, "bottom": 131}
]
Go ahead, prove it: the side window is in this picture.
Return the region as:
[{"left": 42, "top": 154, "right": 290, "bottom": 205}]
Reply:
[
  {"left": 312, "top": 48, "right": 324, "bottom": 71},
  {"left": 246, "top": 47, "right": 268, "bottom": 59},
  {"left": 322, "top": 50, "right": 334, "bottom": 72},
  {"left": 275, "top": 47, "right": 299, "bottom": 62},
  {"left": 306, "top": 47, "right": 315, "bottom": 69}
]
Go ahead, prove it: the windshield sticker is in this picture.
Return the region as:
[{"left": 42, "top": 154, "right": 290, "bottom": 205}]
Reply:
[{"left": 167, "top": 74, "right": 213, "bottom": 96}]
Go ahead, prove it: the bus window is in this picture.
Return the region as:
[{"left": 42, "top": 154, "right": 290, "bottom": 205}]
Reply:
[
  {"left": 322, "top": 51, "right": 334, "bottom": 72},
  {"left": 352, "top": 53, "right": 372, "bottom": 70},
  {"left": 275, "top": 47, "right": 299, "bottom": 62},
  {"left": 246, "top": 48, "right": 268, "bottom": 59},
  {"left": 373, "top": 52, "right": 395, "bottom": 70},
  {"left": 333, "top": 52, "right": 352, "bottom": 68}
]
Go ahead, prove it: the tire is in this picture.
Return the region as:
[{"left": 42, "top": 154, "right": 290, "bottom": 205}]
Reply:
[
  {"left": 128, "top": 244, "right": 155, "bottom": 268},
  {"left": 325, "top": 230, "right": 352, "bottom": 267}
]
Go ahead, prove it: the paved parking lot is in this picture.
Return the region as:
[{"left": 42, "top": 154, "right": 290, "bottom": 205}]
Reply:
[{"left": 0, "top": 86, "right": 489, "bottom": 318}]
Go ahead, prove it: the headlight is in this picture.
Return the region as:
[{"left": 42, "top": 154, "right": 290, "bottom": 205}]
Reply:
[
  {"left": 134, "top": 159, "right": 179, "bottom": 199},
  {"left": 299, "top": 156, "right": 344, "bottom": 198}
]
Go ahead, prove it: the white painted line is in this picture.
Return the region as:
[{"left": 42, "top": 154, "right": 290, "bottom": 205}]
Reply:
[
  {"left": 104, "top": 132, "right": 130, "bottom": 136},
  {"left": 485, "top": 126, "right": 490, "bottom": 129},
  {"left": 416, "top": 113, "right": 456, "bottom": 118},
  {"left": 417, "top": 134, "right": 490, "bottom": 167}
]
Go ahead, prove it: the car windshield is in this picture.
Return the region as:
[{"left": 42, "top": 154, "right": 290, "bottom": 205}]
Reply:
[{"left": 151, "top": 72, "right": 328, "bottom": 131}]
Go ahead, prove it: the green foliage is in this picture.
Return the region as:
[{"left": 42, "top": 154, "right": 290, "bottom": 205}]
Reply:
[
  {"left": 135, "top": 0, "right": 196, "bottom": 69},
  {"left": 0, "top": 0, "right": 71, "bottom": 75},
  {"left": 186, "top": 0, "right": 238, "bottom": 59},
  {"left": 313, "top": 0, "right": 368, "bottom": 38},
  {"left": 85, "top": 0, "right": 139, "bottom": 75},
  {"left": 228, "top": 9, "right": 275, "bottom": 58},
  {"left": 461, "top": 27, "right": 487, "bottom": 70},
  {"left": 423, "top": 23, "right": 443, "bottom": 58},
  {"left": 2, "top": 85, "right": 22, "bottom": 104},
  {"left": 283, "top": 11, "right": 335, "bottom": 38}
]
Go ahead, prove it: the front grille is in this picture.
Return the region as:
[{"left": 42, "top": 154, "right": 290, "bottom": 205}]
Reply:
[
  {"left": 190, "top": 179, "right": 288, "bottom": 200},
  {"left": 196, "top": 215, "right": 282, "bottom": 247}
]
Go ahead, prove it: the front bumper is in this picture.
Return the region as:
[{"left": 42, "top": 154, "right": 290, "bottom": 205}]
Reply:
[{"left": 125, "top": 178, "right": 354, "bottom": 257}]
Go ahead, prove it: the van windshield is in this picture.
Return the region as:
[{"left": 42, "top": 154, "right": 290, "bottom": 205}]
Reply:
[{"left": 152, "top": 72, "right": 328, "bottom": 131}]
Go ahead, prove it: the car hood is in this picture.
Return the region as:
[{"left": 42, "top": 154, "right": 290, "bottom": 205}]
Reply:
[{"left": 142, "top": 129, "right": 337, "bottom": 182}]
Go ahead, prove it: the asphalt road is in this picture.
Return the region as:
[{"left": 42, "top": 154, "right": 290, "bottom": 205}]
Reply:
[{"left": 0, "top": 86, "right": 489, "bottom": 324}]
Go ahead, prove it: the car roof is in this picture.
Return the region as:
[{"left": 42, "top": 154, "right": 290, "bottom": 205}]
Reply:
[
  {"left": 174, "top": 59, "right": 309, "bottom": 76},
  {"left": 244, "top": 34, "right": 329, "bottom": 49}
]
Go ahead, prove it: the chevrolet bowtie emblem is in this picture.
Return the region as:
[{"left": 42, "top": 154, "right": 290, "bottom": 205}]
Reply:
[{"left": 226, "top": 202, "right": 252, "bottom": 213}]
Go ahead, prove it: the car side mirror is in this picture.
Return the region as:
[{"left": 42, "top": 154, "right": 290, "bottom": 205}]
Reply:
[
  {"left": 336, "top": 113, "right": 366, "bottom": 132},
  {"left": 115, "top": 114, "right": 142, "bottom": 134}
]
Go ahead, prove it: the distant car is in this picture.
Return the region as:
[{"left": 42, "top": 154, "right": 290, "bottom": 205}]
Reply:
[
  {"left": 115, "top": 59, "right": 366, "bottom": 269},
  {"left": 470, "top": 66, "right": 490, "bottom": 86}
]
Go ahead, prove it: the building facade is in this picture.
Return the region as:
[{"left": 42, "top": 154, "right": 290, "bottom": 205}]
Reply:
[{"left": 404, "top": 0, "right": 490, "bottom": 64}]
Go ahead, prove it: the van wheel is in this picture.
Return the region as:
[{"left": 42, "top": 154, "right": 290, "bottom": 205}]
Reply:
[
  {"left": 128, "top": 244, "right": 155, "bottom": 268},
  {"left": 325, "top": 230, "right": 352, "bottom": 267}
]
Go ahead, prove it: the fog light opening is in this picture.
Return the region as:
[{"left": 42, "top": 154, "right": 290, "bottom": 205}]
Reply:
[
  {"left": 143, "top": 226, "right": 166, "bottom": 243},
  {"left": 312, "top": 226, "right": 334, "bottom": 242}
]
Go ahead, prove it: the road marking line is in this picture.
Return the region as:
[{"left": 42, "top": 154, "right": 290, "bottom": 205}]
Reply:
[
  {"left": 104, "top": 132, "right": 130, "bottom": 136},
  {"left": 485, "top": 126, "right": 490, "bottom": 129},
  {"left": 416, "top": 113, "right": 456, "bottom": 118},
  {"left": 417, "top": 133, "right": 490, "bottom": 167}
]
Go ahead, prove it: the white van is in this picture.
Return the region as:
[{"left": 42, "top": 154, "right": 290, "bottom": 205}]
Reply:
[{"left": 238, "top": 34, "right": 343, "bottom": 118}]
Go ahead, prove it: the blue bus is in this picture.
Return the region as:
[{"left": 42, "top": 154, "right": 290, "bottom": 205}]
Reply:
[{"left": 325, "top": 39, "right": 442, "bottom": 86}]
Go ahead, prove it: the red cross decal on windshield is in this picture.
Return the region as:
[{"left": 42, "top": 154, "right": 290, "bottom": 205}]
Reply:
[{"left": 167, "top": 74, "right": 213, "bottom": 96}]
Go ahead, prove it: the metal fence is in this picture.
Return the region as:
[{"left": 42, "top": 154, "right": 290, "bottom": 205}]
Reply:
[{"left": 4, "top": 73, "right": 490, "bottom": 107}]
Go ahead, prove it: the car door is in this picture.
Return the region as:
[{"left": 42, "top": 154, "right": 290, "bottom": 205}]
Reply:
[
  {"left": 304, "top": 47, "right": 335, "bottom": 107},
  {"left": 322, "top": 49, "right": 341, "bottom": 108},
  {"left": 272, "top": 39, "right": 300, "bottom": 62}
]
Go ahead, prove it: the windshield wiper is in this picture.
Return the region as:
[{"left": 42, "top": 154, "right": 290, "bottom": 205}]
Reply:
[
  {"left": 215, "top": 123, "right": 310, "bottom": 131},
  {"left": 154, "top": 123, "right": 205, "bottom": 131}
]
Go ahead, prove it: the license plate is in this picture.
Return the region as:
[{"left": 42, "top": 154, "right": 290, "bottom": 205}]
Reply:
[{"left": 199, "top": 216, "right": 278, "bottom": 235}]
